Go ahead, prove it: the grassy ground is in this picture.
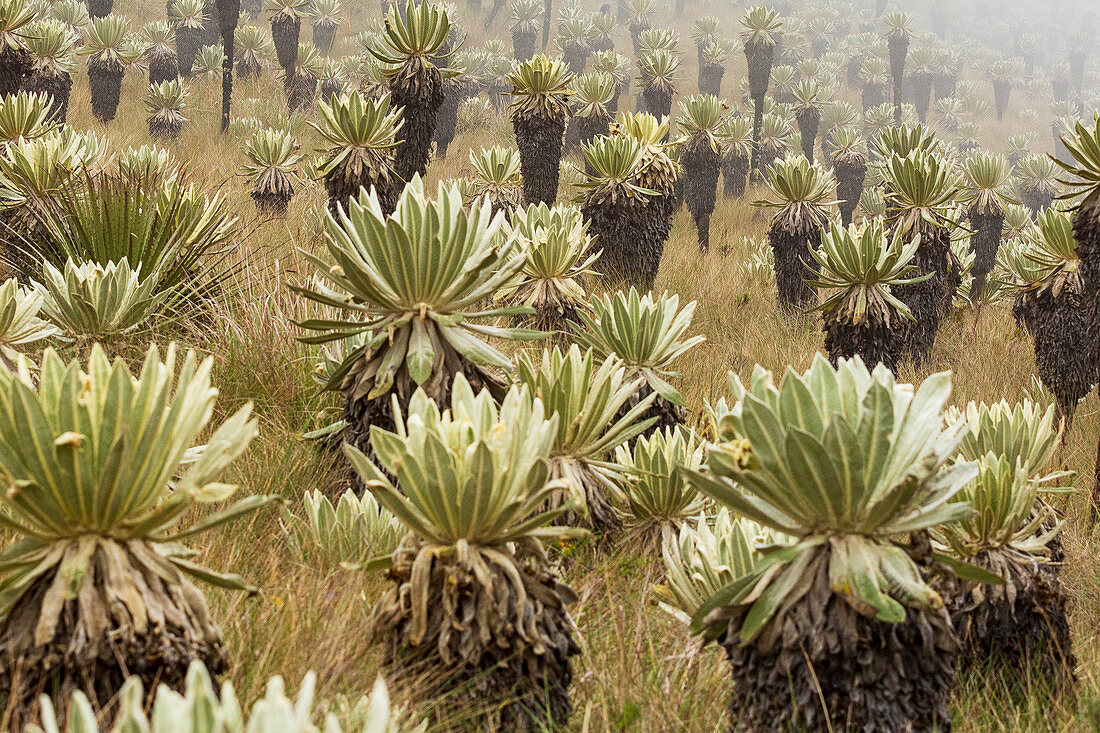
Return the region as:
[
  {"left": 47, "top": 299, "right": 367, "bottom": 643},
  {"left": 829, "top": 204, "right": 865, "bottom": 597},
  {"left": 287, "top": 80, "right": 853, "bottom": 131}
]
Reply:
[{"left": 23, "top": 0, "right": 1100, "bottom": 730}]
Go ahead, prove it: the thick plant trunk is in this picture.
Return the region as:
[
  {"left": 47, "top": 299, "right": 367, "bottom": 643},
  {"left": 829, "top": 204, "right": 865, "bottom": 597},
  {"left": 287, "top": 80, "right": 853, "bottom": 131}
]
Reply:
[
  {"left": 149, "top": 52, "right": 180, "bottom": 84},
  {"left": 563, "top": 44, "right": 587, "bottom": 76},
  {"left": 722, "top": 149, "right": 749, "bottom": 197},
  {"left": 641, "top": 86, "right": 672, "bottom": 121},
  {"left": 24, "top": 71, "right": 71, "bottom": 124},
  {"left": 1013, "top": 288, "right": 1097, "bottom": 430},
  {"left": 715, "top": 554, "right": 956, "bottom": 732},
  {"left": 768, "top": 223, "right": 821, "bottom": 312},
  {"left": 372, "top": 537, "right": 579, "bottom": 731},
  {"left": 201, "top": 1, "right": 220, "bottom": 46},
  {"left": 967, "top": 207, "right": 1004, "bottom": 303},
  {"left": 88, "top": 62, "right": 124, "bottom": 124},
  {"left": 512, "top": 29, "right": 536, "bottom": 61},
  {"left": 993, "top": 80, "right": 1010, "bottom": 121},
  {"left": 271, "top": 16, "right": 300, "bottom": 71},
  {"left": 0, "top": 541, "right": 228, "bottom": 727},
  {"left": 514, "top": 113, "right": 566, "bottom": 206},
  {"left": 433, "top": 79, "right": 464, "bottom": 160},
  {"left": 943, "top": 555, "right": 1076, "bottom": 691},
  {"left": 313, "top": 22, "right": 337, "bottom": 54},
  {"left": 1021, "top": 185, "right": 1053, "bottom": 215},
  {"left": 893, "top": 223, "right": 950, "bottom": 365},
  {"left": 582, "top": 193, "right": 666, "bottom": 288},
  {"left": 795, "top": 105, "right": 819, "bottom": 164},
  {"left": 285, "top": 70, "right": 316, "bottom": 112},
  {"left": 216, "top": 0, "right": 240, "bottom": 133},
  {"left": 87, "top": 0, "right": 113, "bottom": 17},
  {"left": 888, "top": 37, "right": 908, "bottom": 125},
  {"left": 862, "top": 82, "right": 885, "bottom": 111},
  {"left": 0, "top": 46, "right": 31, "bottom": 98},
  {"left": 252, "top": 187, "right": 293, "bottom": 216},
  {"left": 682, "top": 137, "right": 719, "bottom": 253},
  {"left": 148, "top": 115, "right": 184, "bottom": 140},
  {"left": 176, "top": 26, "right": 203, "bottom": 77},
  {"left": 913, "top": 72, "right": 932, "bottom": 122},
  {"left": 391, "top": 65, "right": 445, "bottom": 182},
  {"left": 577, "top": 113, "right": 609, "bottom": 148},
  {"left": 824, "top": 312, "right": 902, "bottom": 372},
  {"left": 834, "top": 157, "right": 866, "bottom": 227},
  {"left": 698, "top": 62, "right": 724, "bottom": 96},
  {"left": 745, "top": 40, "right": 775, "bottom": 180}
]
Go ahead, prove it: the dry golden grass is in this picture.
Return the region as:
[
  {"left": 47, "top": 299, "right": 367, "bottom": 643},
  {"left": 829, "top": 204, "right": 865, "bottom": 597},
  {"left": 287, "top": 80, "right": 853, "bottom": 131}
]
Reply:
[{"left": 22, "top": 1, "right": 1100, "bottom": 730}]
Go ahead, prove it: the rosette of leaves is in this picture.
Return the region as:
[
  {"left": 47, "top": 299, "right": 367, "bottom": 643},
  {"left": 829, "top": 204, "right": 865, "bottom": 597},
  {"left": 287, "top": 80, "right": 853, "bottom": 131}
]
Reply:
[
  {"left": 26, "top": 170, "right": 237, "bottom": 319},
  {"left": 0, "top": 277, "right": 58, "bottom": 368},
  {"left": 1001, "top": 207, "right": 1095, "bottom": 429},
  {"left": 809, "top": 218, "right": 927, "bottom": 371},
  {"left": 369, "top": 1, "right": 454, "bottom": 182},
  {"left": 682, "top": 355, "right": 982, "bottom": 732},
  {"left": 516, "top": 345, "right": 657, "bottom": 533},
  {"left": 293, "top": 177, "right": 544, "bottom": 474},
  {"left": 32, "top": 257, "right": 170, "bottom": 343},
  {"left": 299, "top": 489, "right": 401, "bottom": 568},
  {"left": 0, "top": 130, "right": 107, "bottom": 268},
  {"left": 652, "top": 509, "right": 774, "bottom": 624},
  {"left": 506, "top": 53, "right": 573, "bottom": 206},
  {"left": 503, "top": 201, "right": 598, "bottom": 336},
  {"left": 192, "top": 43, "right": 226, "bottom": 79},
  {"left": 572, "top": 286, "right": 703, "bottom": 433},
  {"left": 23, "top": 19, "right": 77, "bottom": 124},
  {"left": 235, "top": 23, "right": 272, "bottom": 80},
  {"left": 347, "top": 377, "right": 583, "bottom": 730},
  {"left": 144, "top": 78, "right": 189, "bottom": 140},
  {"left": 311, "top": 90, "right": 402, "bottom": 216},
  {"left": 465, "top": 145, "right": 522, "bottom": 215},
  {"left": 589, "top": 49, "right": 630, "bottom": 112},
  {"left": 615, "top": 426, "right": 705, "bottom": 545},
  {"left": 756, "top": 110, "right": 792, "bottom": 171},
  {"left": 754, "top": 154, "right": 837, "bottom": 311},
  {"left": 0, "top": 90, "right": 56, "bottom": 148},
  {"left": 1015, "top": 153, "right": 1058, "bottom": 215},
  {"left": 32, "top": 663, "right": 422, "bottom": 733},
  {"left": 675, "top": 94, "right": 726, "bottom": 252},
  {"left": 79, "top": 14, "right": 139, "bottom": 125},
  {"left": 241, "top": 127, "right": 304, "bottom": 215},
  {"left": 0, "top": 344, "right": 272, "bottom": 722}
]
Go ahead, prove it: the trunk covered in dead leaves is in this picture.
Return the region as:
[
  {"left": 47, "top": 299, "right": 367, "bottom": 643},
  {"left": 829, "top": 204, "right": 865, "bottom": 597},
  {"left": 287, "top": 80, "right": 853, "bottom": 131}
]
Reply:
[
  {"left": 372, "top": 535, "right": 579, "bottom": 731},
  {"left": 942, "top": 552, "right": 1076, "bottom": 690},
  {"left": 0, "top": 540, "right": 227, "bottom": 726},
  {"left": 711, "top": 552, "right": 956, "bottom": 732}
]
